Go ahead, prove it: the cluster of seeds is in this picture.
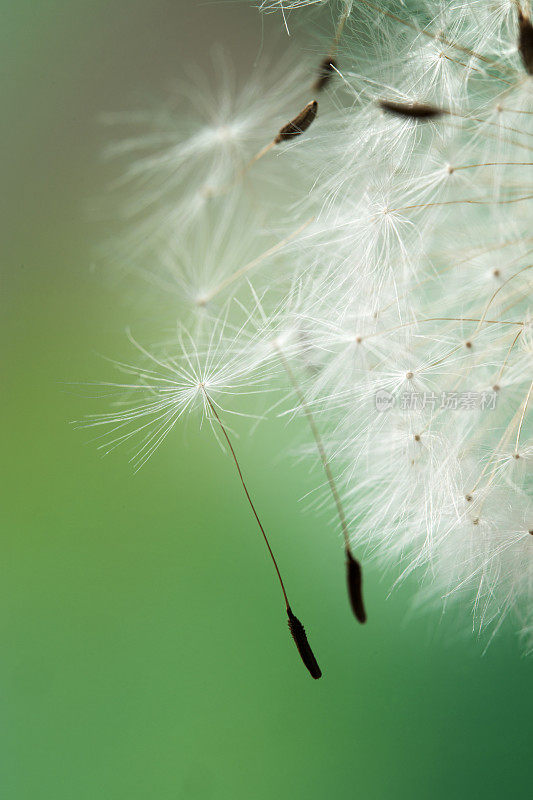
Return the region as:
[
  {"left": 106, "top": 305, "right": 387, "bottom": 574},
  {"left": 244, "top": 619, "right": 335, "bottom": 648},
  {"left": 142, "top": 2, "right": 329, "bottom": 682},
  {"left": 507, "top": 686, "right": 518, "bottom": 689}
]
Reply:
[{"left": 90, "top": 1, "right": 533, "bottom": 671}]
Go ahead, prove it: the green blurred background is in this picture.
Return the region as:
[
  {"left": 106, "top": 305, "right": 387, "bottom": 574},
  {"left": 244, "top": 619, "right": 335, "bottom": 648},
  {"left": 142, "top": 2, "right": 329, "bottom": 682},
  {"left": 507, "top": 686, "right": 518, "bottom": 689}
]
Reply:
[{"left": 1, "top": 1, "right": 531, "bottom": 798}]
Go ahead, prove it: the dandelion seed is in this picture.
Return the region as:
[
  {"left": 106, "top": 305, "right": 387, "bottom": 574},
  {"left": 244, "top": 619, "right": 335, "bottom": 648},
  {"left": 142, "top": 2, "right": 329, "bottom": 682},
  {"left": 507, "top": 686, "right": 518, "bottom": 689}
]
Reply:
[
  {"left": 85, "top": 325, "right": 323, "bottom": 679},
  {"left": 203, "top": 394, "right": 323, "bottom": 678},
  {"left": 274, "top": 100, "right": 318, "bottom": 142}
]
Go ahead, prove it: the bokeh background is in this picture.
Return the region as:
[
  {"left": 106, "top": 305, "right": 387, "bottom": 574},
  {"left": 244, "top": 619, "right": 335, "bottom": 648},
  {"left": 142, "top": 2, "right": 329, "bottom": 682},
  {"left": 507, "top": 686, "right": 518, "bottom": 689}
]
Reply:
[{"left": 2, "top": 1, "right": 531, "bottom": 798}]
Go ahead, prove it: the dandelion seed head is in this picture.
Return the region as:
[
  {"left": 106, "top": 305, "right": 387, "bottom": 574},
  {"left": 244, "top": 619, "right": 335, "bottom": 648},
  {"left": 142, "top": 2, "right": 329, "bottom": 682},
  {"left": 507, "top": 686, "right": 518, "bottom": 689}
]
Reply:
[{"left": 95, "top": 0, "right": 533, "bottom": 651}]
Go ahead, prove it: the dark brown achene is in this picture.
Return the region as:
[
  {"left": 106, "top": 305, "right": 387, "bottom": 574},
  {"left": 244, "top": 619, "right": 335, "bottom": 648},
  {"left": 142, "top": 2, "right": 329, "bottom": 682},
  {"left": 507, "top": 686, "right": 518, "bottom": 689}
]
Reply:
[
  {"left": 346, "top": 548, "right": 367, "bottom": 624},
  {"left": 313, "top": 57, "right": 337, "bottom": 91},
  {"left": 378, "top": 99, "right": 444, "bottom": 120},
  {"left": 286, "top": 606, "right": 322, "bottom": 679},
  {"left": 518, "top": 9, "right": 533, "bottom": 74},
  {"left": 275, "top": 101, "right": 318, "bottom": 143}
]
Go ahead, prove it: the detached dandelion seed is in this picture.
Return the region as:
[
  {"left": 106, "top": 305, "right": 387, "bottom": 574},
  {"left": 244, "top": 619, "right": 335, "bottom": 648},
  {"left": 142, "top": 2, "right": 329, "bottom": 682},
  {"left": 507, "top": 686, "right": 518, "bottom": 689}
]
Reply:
[
  {"left": 84, "top": 326, "right": 322, "bottom": 679},
  {"left": 202, "top": 388, "right": 322, "bottom": 679}
]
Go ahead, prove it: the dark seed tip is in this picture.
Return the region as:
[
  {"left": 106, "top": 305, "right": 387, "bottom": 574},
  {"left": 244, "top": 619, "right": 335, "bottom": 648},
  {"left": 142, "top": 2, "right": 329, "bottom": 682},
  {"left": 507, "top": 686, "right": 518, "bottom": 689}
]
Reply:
[
  {"left": 286, "top": 606, "right": 322, "bottom": 679},
  {"left": 345, "top": 547, "right": 367, "bottom": 624},
  {"left": 313, "top": 57, "right": 337, "bottom": 91},
  {"left": 518, "top": 9, "right": 533, "bottom": 74}
]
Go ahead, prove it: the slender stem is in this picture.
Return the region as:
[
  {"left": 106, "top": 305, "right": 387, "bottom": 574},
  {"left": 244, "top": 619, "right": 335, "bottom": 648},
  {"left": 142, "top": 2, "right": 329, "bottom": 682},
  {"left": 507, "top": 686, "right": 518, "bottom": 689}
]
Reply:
[
  {"left": 383, "top": 195, "right": 533, "bottom": 216},
  {"left": 242, "top": 140, "right": 276, "bottom": 173},
  {"left": 469, "top": 384, "right": 531, "bottom": 495},
  {"left": 475, "top": 264, "right": 533, "bottom": 334},
  {"left": 203, "top": 140, "right": 276, "bottom": 198},
  {"left": 276, "top": 346, "right": 352, "bottom": 552},
  {"left": 202, "top": 387, "right": 290, "bottom": 609},
  {"left": 361, "top": 316, "right": 524, "bottom": 342},
  {"left": 494, "top": 329, "right": 523, "bottom": 386},
  {"left": 453, "top": 162, "right": 533, "bottom": 170},
  {"left": 515, "top": 379, "right": 533, "bottom": 454},
  {"left": 330, "top": 0, "right": 352, "bottom": 57}
]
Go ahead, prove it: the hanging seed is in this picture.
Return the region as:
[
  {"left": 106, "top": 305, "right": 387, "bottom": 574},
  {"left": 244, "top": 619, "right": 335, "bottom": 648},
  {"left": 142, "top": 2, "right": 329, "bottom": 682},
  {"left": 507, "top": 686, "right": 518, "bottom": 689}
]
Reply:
[
  {"left": 275, "top": 101, "right": 318, "bottom": 143},
  {"left": 346, "top": 548, "right": 366, "bottom": 624},
  {"left": 204, "top": 391, "right": 324, "bottom": 680},
  {"left": 286, "top": 606, "right": 322, "bottom": 679},
  {"left": 378, "top": 99, "right": 444, "bottom": 120},
  {"left": 313, "top": 57, "right": 337, "bottom": 91},
  {"left": 518, "top": 10, "right": 533, "bottom": 74}
]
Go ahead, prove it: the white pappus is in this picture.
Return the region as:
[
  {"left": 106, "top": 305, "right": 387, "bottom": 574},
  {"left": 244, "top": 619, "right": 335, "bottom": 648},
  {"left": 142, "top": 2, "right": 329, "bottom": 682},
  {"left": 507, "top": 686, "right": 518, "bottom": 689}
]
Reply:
[{"left": 94, "top": 0, "right": 532, "bottom": 654}]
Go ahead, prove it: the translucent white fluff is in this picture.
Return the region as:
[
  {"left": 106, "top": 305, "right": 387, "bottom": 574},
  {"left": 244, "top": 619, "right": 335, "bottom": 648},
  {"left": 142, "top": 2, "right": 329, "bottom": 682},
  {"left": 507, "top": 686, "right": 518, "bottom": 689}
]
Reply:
[
  {"left": 100, "top": 48, "right": 314, "bottom": 266},
  {"left": 96, "top": 0, "right": 533, "bottom": 651}
]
